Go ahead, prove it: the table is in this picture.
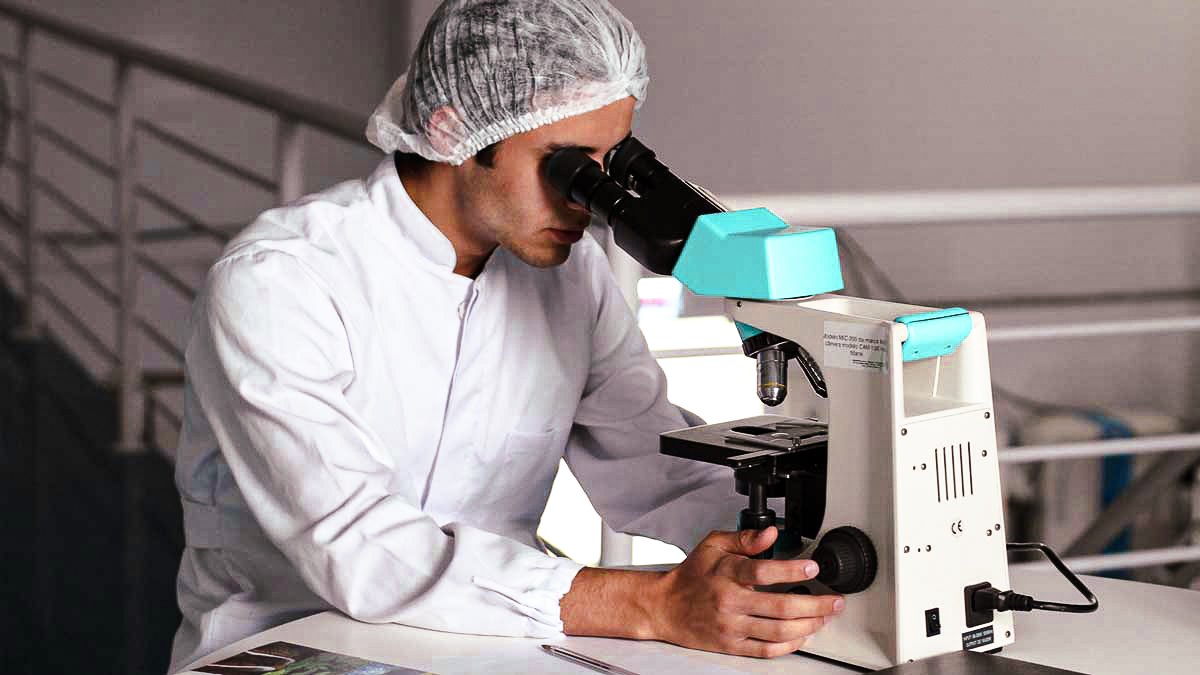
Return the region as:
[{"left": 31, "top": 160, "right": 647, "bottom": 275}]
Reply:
[{"left": 181, "top": 568, "right": 1200, "bottom": 674}]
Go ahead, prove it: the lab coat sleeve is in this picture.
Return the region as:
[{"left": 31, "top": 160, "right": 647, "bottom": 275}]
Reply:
[
  {"left": 188, "top": 249, "right": 582, "bottom": 635},
  {"left": 563, "top": 248, "right": 745, "bottom": 551}
]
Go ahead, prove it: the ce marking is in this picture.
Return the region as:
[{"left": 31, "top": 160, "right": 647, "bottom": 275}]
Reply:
[{"left": 950, "top": 520, "right": 964, "bottom": 536}]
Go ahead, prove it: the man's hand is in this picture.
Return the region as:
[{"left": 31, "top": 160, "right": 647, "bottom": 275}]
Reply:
[
  {"left": 560, "top": 527, "right": 844, "bottom": 658},
  {"left": 650, "top": 527, "right": 843, "bottom": 657}
]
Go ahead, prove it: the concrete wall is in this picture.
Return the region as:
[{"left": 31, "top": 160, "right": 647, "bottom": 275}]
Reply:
[
  {"left": 397, "top": 0, "right": 1200, "bottom": 422},
  {"left": 0, "top": 0, "right": 404, "bottom": 391},
  {"left": 401, "top": 1, "right": 1200, "bottom": 558},
  {"left": 405, "top": 1, "right": 1200, "bottom": 557},
  {"left": 602, "top": 0, "right": 1200, "bottom": 423},
  {"left": 2, "top": 2, "right": 1196, "bottom": 545}
]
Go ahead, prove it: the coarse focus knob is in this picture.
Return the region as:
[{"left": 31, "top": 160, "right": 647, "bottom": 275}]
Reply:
[{"left": 813, "top": 526, "right": 877, "bottom": 594}]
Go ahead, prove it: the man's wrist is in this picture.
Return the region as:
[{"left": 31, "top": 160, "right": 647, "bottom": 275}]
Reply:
[{"left": 560, "top": 566, "right": 665, "bottom": 641}]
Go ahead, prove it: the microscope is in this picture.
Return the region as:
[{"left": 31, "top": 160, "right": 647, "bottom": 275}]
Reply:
[{"left": 546, "top": 137, "right": 1098, "bottom": 670}]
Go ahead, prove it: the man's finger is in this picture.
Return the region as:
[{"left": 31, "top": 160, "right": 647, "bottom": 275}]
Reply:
[
  {"left": 742, "top": 616, "right": 826, "bottom": 644},
  {"left": 734, "top": 636, "right": 811, "bottom": 659},
  {"left": 700, "top": 527, "right": 777, "bottom": 557},
  {"left": 728, "top": 557, "right": 820, "bottom": 587},
  {"left": 738, "top": 589, "right": 845, "bottom": 620}
]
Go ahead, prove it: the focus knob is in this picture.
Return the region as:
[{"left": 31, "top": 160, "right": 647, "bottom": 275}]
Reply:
[{"left": 813, "top": 526, "right": 877, "bottom": 594}]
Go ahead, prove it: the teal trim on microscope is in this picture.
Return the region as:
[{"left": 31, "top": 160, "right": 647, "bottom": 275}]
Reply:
[
  {"left": 894, "top": 308, "right": 973, "bottom": 362},
  {"left": 671, "top": 208, "right": 844, "bottom": 300},
  {"left": 735, "top": 321, "right": 762, "bottom": 341}
]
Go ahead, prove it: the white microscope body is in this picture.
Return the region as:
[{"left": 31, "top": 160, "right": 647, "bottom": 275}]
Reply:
[
  {"left": 729, "top": 294, "right": 1013, "bottom": 670},
  {"left": 543, "top": 136, "right": 1030, "bottom": 670}
]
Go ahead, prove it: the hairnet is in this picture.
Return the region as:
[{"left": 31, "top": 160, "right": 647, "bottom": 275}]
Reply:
[{"left": 366, "top": 0, "right": 648, "bottom": 166}]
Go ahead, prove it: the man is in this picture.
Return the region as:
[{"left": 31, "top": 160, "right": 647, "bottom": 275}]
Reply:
[{"left": 169, "top": 1, "right": 842, "bottom": 671}]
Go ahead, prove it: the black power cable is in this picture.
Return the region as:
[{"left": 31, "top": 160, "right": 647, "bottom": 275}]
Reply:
[{"left": 973, "top": 542, "right": 1099, "bottom": 615}]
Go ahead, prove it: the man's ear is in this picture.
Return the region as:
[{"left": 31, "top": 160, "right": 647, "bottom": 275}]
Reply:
[{"left": 426, "top": 106, "right": 465, "bottom": 158}]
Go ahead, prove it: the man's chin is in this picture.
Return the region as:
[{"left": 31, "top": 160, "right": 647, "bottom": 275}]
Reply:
[{"left": 509, "top": 241, "right": 572, "bottom": 268}]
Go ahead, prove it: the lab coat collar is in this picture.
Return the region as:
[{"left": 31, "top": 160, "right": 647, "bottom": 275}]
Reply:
[{"left": 365, "top": 154, "right": 459, "bottom": 272}]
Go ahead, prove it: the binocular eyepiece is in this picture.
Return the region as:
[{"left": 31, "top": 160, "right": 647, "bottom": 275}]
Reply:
[
  {"left": 543, "top": 135, "right": 723, "bottom": 275},
  {"left": 545, "top": 136, "right": 828, "bottom": 408}
]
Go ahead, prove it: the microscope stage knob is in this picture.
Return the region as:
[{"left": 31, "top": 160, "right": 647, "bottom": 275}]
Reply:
[{"left": 813, "top": 526, "right": 877, "bottom": 594}]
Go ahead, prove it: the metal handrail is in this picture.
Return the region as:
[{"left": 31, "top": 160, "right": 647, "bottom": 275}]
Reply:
[
  {"left": 137, "top": 119, "right": 277, "bottom": 193},
  {"left": 1011, "top": 545, "right": 1200, "bottom": 574},
  {"left": 35, "top": 282, "right": 118, "bottom": 363},
  {"left": 42, "top": 238, "right": 120, "bottom": 306},
  {"left": 999, "top": 433, "right": 1200, "bottom": 464},
  {"left": 2, "top": 0, "right": 1195, "bottom": 579},
  {"left": 989, "top": 317, "right": 1200, "bottom": 342},
  {"left": 35, "top": 121, "right": 116, "bottom": 177},
  {"left": 0, "top": 1, "right": 365, "bottom": 144},
  {"left": 908, "top": 287, "right": 1200, "bottom": 311},
  {"left": 31, "top": 222, "right": 201, "bottom": 300},
  {"left": 0, "top": 234, "right": 22, "bottom": 270},
  {"left": 136, "top": 315, "right": 182, "bottom": 361},
  {"left": 143, "top": 369, "right": 185, "bottom": 387},
  {"left": 36, "top": 69, "right": 116, "bottom": 116},
  {"left": 135, "top": 185, "right": 232, "bottom": 243},
  {"left": 33, "top": 175, "right": 110, "bottom": 232},
  {"left": 649, "top": 314, "right": 1200, "bottom": 360},
  {"left": 149, "top": 393, "right": 182, "bottom": 427},
  {"left": 724, "top": 184, "right": 1200, "bottom": 227},
  {"left": 0, "top": 200, "right": 22, "bottom": 233},
  {"left": 40, "top": 223, "right": 241, "bottom": 245},
  {"left": 137, "top": 253, "right": 198, "bottom": 300}
]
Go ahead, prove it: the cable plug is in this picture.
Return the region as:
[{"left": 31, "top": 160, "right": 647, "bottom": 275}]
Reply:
[{"left": 973, "top": 585, "right": 1034, "bottom": 613}]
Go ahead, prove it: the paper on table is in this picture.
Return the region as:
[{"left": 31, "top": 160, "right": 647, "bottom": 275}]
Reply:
[{"left": 195, "top": 641, "right": 433, "bottom": 675}]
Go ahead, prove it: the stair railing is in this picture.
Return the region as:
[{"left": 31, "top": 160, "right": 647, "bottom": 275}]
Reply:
[
  {"left": 2, "top": 2, "right": 1197, "bottom": 580},
  {"left": 0, "top": 1, "right": 373, "bottom": 455}
]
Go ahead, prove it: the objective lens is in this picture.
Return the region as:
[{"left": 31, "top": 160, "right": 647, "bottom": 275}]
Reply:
[{"left": 756, "top": 347, "right": 788, "bottom": 407}]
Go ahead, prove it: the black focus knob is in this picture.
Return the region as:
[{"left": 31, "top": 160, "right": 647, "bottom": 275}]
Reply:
[{"left": 813, "top": 526, "right": 877, "bottom": 594}]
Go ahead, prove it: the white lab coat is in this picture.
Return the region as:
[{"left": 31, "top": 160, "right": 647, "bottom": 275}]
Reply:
[{"left": 169, "top": 157, "right": 743, "bottom": 672}]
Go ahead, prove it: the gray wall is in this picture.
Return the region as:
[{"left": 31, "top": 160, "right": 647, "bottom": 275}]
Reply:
[
  {"left": 0, "top": 1, "right": 404, "bottom": 383},
  {"left": 403, "top": 0, "right": 1200, "bottom": 422},
  {"left": 3, "top": 1, "right": 1198, "bottom": 446},
  {"left": 604, "top": 0, "right": 1200, "bottom": 554},
  {"left": 399, "top": 8, "right": 1200, "bottom": 560}
]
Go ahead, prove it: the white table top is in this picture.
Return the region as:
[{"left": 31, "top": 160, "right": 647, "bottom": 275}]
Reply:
[{"left": 182, "top": 568, "right": 1200, "bottom": 674}]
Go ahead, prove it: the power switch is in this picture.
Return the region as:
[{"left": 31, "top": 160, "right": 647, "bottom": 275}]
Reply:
[{"left": 925, "top": 607, "right": 941, "bottom": 637}]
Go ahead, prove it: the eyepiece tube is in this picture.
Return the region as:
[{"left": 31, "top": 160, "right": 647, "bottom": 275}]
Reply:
[
  {"left": 545, "top": 147, "right": 679, "bottom": 274},
  {"left": 544, "top": 138, "right": 721, "bottom": 275},
  {"left": 604, "top": 135, "right": 724, "bottom": 235},
  {"left": 545, "top": 147, "right": 648, "bottom": 230}
]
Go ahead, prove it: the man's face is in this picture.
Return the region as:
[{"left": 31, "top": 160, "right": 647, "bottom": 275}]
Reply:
[{"left": 453, "top": 96, "right": 636, "bottom": 268}]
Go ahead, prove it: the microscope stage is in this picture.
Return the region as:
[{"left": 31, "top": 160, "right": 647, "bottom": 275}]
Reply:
[{"left": 660, "top": 414, "right": 828, "bottom": 469}]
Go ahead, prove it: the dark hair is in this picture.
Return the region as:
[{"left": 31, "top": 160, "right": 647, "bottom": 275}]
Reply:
[
  {"left": 393, "top": 142, "right": 500, "bottom": 176},
  {"left": 475, "top": 141, "right": 500, "bottom": 168},
  {"left": 393, "top": 150, "right": 431, "bottom": 175}
]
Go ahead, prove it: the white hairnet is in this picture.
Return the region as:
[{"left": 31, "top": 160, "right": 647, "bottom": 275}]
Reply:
[{"left": 366, "top": 0, "right": 648, "bottom": 166}]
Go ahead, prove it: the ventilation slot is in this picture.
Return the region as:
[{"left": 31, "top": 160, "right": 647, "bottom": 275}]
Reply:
[
  {"left": 934, "top": 448, "right": 941, "bottom": 502},
  {"left": 935, "top": 443, "right": 975, "bottom": 502},
  {"left": 967, "top": 442, "right": 974, "bottom": 494}
]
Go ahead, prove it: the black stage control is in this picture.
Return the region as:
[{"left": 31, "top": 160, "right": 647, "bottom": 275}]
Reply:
[
  {"left": 813, "top": 526, "right": 878, "bottom": 594},
  {"left": 925, "top": 607, "right": 941, "bottom": 637}
]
